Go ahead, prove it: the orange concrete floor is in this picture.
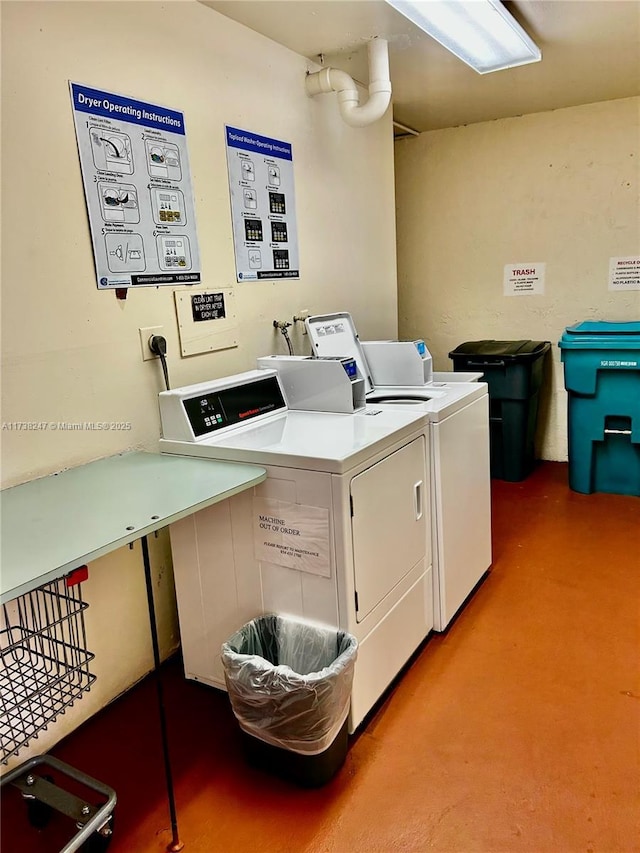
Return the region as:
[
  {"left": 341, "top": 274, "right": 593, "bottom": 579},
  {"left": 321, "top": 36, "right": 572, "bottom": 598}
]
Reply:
[{"left": 2, "top": 462, "right": 639, "bottom": 853}]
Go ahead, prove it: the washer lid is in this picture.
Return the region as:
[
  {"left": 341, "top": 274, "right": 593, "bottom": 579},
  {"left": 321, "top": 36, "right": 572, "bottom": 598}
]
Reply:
[
  {"left": 305, "top": 312, "right": 375, "bottom": 394},
  {"left": 370, "top": 381, "right": 487, "bottom": 421}
]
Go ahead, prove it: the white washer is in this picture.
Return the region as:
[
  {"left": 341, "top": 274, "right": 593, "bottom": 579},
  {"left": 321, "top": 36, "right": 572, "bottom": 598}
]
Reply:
[
  {"left": 304, "top": 314, "right": 492, "bottom": 631},
  {"left": 159, "top": 369, "right": 433, "bottom": 732}
]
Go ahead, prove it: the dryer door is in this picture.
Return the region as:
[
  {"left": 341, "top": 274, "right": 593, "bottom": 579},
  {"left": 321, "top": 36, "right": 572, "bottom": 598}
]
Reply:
[{"left": 351, "top": 436, "right": 427, "bottom": 622}]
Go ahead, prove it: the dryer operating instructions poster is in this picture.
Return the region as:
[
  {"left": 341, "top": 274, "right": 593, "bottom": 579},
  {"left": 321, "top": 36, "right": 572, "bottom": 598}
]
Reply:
[
  {"left": 70, "top": 82, "right": 201, "bottom": 290},
  {"left": 225, "top": 125, "right": 299, "bottom": 281}
]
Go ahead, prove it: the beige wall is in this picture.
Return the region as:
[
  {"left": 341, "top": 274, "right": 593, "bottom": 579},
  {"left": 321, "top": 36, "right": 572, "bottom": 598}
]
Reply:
[
  {"left": 0, "top": 0, "right": 397, "bottom": 765},
  {"left": 395, "top": 98, "right": 640, "bottom": 461}
]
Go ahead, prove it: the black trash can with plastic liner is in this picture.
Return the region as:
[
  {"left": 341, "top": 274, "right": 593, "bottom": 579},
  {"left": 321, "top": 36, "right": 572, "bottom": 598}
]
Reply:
[
  {"left": 449, "top": 340, "right": 551, "bottom": 481},
  {"left": 221, "top": 614, "right": 358, "bottom": 787}
]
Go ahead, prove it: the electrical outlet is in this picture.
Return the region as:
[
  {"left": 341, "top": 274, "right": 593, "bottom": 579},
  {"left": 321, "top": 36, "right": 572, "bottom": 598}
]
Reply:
[{"left": 139, "top": 326, "right": 164, "bottom": 361}]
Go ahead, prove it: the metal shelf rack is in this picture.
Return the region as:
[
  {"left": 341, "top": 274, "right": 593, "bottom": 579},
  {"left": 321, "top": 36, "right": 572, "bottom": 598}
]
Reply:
[
  {"left": 1, "top": 572, "right": 95, "bottom": 763},
  {"left": 1, "top": 568, "right": 116, "bottom": 852}
]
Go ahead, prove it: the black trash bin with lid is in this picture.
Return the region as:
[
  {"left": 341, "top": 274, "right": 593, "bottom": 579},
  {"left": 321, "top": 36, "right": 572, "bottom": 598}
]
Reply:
[
  {"left": 221, "top": 614, "right": 358, "bottom": 787},
  {"left": 449, "top": 340, "right": 551, "bottom": 481}
]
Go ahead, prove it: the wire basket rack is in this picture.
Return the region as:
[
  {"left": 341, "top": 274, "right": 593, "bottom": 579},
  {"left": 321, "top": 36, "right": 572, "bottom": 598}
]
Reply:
[{"left": 1, "top": 572, "right": 96, "bottom": 763}]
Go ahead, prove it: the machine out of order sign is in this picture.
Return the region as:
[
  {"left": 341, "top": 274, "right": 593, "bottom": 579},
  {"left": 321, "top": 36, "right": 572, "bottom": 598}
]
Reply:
[{"left": 253, "top": 497, "right": 330, "bottom": 577}]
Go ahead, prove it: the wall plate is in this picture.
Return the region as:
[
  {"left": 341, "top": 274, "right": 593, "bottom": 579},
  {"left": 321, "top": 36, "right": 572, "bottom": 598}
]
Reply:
[
  {"left": 174, "top": 289, "right": 238, "bottom": 357},
  {"left": 139, "top": 326, "right": 164, "bottom": 361}
]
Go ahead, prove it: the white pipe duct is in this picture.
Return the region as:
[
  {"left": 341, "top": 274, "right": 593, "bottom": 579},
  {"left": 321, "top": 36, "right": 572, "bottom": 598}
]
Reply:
[{"left": 305, "top": 38, "right": 392, "bottom": 128}]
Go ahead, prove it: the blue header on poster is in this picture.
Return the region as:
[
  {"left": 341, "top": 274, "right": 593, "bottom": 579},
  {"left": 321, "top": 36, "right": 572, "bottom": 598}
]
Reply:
[
  {"left": 71, "top": 83, "right": 185, "bottom": 135},
  {"left": 225, "top": 125, "right": 293, "bottom": 161}
]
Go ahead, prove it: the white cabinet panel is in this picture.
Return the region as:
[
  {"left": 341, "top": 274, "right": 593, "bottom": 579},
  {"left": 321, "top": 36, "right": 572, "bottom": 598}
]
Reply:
[{"left": 432, "top": 394, "right": 492, "bottom": 629}]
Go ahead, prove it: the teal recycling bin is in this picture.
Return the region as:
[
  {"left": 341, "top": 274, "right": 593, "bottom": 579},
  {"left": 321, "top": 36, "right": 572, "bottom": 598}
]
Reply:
[{"left": 559, "top": 321, "right": 640, "bottom": 496}]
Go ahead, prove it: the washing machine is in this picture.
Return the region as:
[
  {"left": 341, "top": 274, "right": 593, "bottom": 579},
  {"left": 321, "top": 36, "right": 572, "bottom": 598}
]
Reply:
[
  {"left": 159, "top": 368, "right": 433, "bottom": 732},
  {"left": 302, "top": 314, "right": 492, "bottom": 632}
]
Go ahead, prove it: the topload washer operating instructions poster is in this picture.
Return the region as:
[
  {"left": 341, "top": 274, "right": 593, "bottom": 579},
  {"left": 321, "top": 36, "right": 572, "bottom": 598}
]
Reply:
[
  {"left": 225, "top": 125, "right": 299, "bottom": 281},
  {"left": 70, "top": 82, "right": 201, "bottom": 290}
]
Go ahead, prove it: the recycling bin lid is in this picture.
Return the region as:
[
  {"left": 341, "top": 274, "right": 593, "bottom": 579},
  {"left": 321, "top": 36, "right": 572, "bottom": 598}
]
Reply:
[
  {"left": 559, "top": 321, "right": 640, "bottom": 350},
  {"left": 448, "top": 340, "right": 550, "bottom": 361}
]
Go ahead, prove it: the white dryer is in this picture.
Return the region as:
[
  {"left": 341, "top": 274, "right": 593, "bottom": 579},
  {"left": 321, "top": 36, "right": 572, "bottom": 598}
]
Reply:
[
  {"left": 303, "top": 314, "right": 492, "bottom": 632},
  {"left": 159, "top": 369, "right": 433, "bottom": 732}
]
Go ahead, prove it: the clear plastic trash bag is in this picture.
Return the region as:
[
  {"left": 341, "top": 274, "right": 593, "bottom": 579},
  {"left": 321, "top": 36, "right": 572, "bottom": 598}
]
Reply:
[{"left": 221, "top": 614, "right": 358, "bottom": 755}]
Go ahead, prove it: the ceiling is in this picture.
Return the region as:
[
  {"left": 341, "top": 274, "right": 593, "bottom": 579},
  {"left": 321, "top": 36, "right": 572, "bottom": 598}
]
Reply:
[{"left": 201, "top": 0, "right": 640, "bottom": 134}]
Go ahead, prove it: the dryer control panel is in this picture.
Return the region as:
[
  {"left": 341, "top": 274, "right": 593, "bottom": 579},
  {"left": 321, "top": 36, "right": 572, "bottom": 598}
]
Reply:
[
  {"left": 160, "top": 370, "right": 287, "bottom": 441},
  {"left": 183, "top": 375, "right": 285, "bottom": 437}
]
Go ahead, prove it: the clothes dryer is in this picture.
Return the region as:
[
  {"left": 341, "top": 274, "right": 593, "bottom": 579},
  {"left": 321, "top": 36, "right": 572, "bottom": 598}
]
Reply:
[{"left": 159, "top": 369, "right": 433, "bottom": 731}]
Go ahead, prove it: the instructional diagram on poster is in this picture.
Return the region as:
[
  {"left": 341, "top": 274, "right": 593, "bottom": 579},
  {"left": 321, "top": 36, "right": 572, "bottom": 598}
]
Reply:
[
  {"left": 504, "top": 263, "right": 546, "bottom": 296},
  {"left": 253, "top": 498, "right": 330, "bottom": 577},
  {"left": 70, "top": 82, "right": 201, "bottom": 289},
  {"left": 608, "top": 256, "right": 640, "bottom": 291},
  {"left": 225, "top": 125, "right": 299, "bottom": 282}
]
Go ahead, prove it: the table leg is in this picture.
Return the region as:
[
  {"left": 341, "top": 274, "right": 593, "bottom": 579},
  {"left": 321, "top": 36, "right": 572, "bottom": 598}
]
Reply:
[{"left": 141, "top": 534, "right": 184, "bottom": 853}]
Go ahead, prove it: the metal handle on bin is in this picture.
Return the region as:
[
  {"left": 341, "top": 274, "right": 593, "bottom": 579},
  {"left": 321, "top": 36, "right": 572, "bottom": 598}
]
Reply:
[
  {"left": 414, "top": 481, "right": 423, "bottom": 521},
  {"left": 604, "top": 428, "right": 632, "bottom": 436},
  {"left": 466, "top": 360, "right": 506, "bottom": 368}
]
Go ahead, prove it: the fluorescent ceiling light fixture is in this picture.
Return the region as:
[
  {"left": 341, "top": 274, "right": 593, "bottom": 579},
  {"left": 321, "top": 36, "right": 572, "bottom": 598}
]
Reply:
[{"left": 385, "top": 0, "right": 542, "bottom": 74}]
